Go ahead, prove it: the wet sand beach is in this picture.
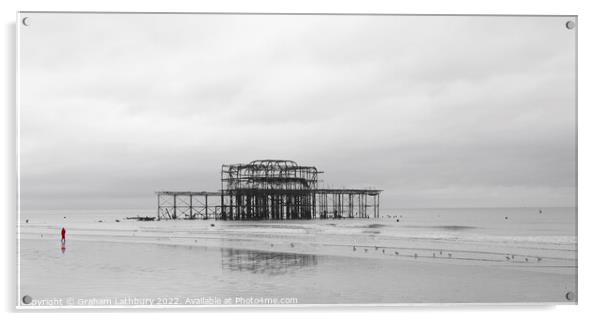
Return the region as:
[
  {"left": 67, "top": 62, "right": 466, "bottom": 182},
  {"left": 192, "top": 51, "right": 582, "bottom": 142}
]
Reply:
[{"left": 18, "top": 207, "right": 577, "bottom": 305}]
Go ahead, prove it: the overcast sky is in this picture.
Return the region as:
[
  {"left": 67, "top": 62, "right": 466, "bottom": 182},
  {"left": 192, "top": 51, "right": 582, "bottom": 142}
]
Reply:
[{"left": 19, "top": 14, "right": 576, "bottom": 210}]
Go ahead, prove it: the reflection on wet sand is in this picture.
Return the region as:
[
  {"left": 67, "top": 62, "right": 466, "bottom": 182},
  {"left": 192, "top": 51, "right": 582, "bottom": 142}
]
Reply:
[{"left": 221, "top": 248, "right": 318, "bottom": 275}]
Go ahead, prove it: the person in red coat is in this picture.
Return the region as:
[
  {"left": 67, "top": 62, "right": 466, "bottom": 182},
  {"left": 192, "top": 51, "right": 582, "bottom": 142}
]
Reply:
[{"left": 61, "top": 227, "right": 66, "bottom": 244}]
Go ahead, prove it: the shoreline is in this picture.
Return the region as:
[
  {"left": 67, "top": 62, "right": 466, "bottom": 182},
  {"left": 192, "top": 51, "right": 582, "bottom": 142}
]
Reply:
[{"left": 19, "top": 220, "right": 576, "bottom": 274}]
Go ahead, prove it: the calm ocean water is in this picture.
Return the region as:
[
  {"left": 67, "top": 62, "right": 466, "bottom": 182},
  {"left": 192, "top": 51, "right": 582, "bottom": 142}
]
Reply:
[{"left": 18, "top": 207, "right": 577, "bottom": 305}]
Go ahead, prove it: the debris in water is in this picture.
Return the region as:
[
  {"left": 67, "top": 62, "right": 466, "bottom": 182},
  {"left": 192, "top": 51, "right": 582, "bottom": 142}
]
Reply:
[{"left": 126, "top": 216, "right": 155, "bottom": 221}]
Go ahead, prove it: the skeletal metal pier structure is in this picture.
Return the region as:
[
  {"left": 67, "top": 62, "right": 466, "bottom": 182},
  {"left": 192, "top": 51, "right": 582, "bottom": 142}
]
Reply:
[
  {"left": 156, "top": 191, "right": 221, "bottom": 220},
  {"left": 156, "top": 160, "right": 381, "bottom": 220}
]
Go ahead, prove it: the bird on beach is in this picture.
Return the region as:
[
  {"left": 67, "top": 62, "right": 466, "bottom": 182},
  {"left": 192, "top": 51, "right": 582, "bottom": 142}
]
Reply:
[
  {"left": 448, "top": 253, "right": 452, "bottom": 258},
  {"left": 382, "top": 249, "right": 385, "bottom": 254},
  {"left": 439, "top": 250, "right": 443, "bottom": 255},
  {"left": 414, "top": 253, "right": 418, "bottom": 259},
  {"left": 505, "top": 256, "right": 510, "bottom": 261},
  {"left": 395, "top": 251, "right": 399, "bottom": 255},
  {"left": 364, "top": 249, "right": 368, "bottom": 253},
  {"left": 270, "top": 243, "right": 274, "bottom": 247},
  {"left": 290, "top": 243, "right": 294, "bottom": 248},
  {"left": 525, "top": 258, "right": 529, "bottom": 262},
  {"left": 537, "top": 257, "right": 542, "bottom": 262},
  {"left": 353, "top": 246, "right": 356, "bottom": 251}
]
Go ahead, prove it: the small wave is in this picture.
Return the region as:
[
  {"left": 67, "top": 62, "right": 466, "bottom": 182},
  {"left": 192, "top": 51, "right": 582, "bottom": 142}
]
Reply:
[
  {"left": 403, "top": 225, "right": 476, "bottom": 231},
  {"left": 366, "top": 224, "right": 386, "bottom": 228}
]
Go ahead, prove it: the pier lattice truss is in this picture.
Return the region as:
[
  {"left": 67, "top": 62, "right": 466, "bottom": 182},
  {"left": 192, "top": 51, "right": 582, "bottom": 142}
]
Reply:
[{"left": 157, "top": 160, "right": 381, "bottom": 220}]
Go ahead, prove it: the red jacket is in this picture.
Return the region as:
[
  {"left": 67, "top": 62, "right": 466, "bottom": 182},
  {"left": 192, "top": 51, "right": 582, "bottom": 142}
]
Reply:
[{"left": 61, "top": 228, "right": 66, "bottom": 239}]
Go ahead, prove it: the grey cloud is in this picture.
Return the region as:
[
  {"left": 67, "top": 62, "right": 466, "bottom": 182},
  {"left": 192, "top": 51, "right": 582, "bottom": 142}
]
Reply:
[{"left": 19, "top": 14, "right": 576, "bottom": 210}]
